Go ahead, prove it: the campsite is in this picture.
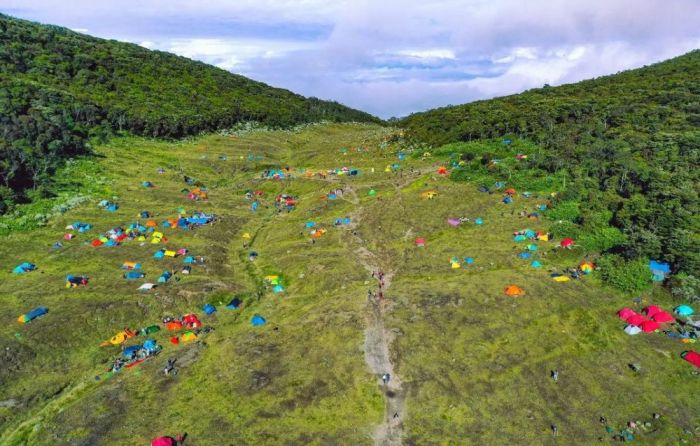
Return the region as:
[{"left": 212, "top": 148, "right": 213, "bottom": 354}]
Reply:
[{"left": 1, "top": 123, "right": 698, "bottom": 445}]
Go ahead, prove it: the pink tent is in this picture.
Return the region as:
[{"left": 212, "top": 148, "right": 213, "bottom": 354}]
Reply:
[
  {"left": 643, "top": 305, "right": 662, "bottom": 318},
  {"left": 447, "top": 218, "right": 461, "bottom": 226},
  {"left": 651, "top": 311, "right": 675, "bottom": 323},
  {"left": 640, "top": 320, "right": 661, "bottom": 333},
  {"left": 415, "top": 238, "right": 426, "bottom": 247},
  {"left": 618, "top": 308, "right": 636, "bottom": 320},
  {"left": 626, "top": 314, "right": 647, "bottom": 326},
  {"left": 63, "top": 233, "right": 74, "bottom": 240},
  {"left": 560, "top": 238, "right": 574, "bottom": 248}
]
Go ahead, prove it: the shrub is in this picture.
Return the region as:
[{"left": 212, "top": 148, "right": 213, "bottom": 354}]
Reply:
[{"left": 597, "top": 255, "right": 652, "bottom": 293}]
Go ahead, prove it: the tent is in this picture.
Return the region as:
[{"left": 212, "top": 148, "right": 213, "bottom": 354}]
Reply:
[
  {"left": 66, "top": 275, "right": 88, "bottom": 287},
  {"left": 415, "top": 238, "right": 426, "bottom": 247},
  {"left": 514, "top": 234, "right": 526, "bottom": 242},
  {"left": 651, "top": 311, "right": 675, "bottom": 323},
  {"left": 273, "top": 284, "right": 285, "bottom": 293},
  {"left": 181, "top": 331, "right": 197, "bottom": 343},
  {"left": 437, "top": 166, "right": 448, "bottom": 175},
  {"left": 560, "top": 238, "right": 574, "bottom": 248},
  {"left": 502, "top": 196, "right": 513, "bottom": 204},
  {"left": 640, "top": 320, "right": 660, "bottom": 333},
  {"left": 674, "top": 305, "right": 694, "bottom": 316},
  {"left": 626, "top": 314, "right": 647, "bottom": 326},
  {"left": 643, "top": 305, "right": 662, "bottom": 318},
  {"left": 305, "top": 221, "right": 316, "bottom": 228},
  {"left": 478, "top": 185, "right": 489, "bottom": 193},
  {"left": 143, "top": 339, "right": 159, "bottom": 354},
  {"left": 152, "top": 435, "right": 178, "bottom": 446},
  {"left": 183, "top": 256, "right": 195, "bottom": 264},
  {"left": 122, "top": 261, "right": 141, "bottom": 270},
  {"left": 203, "top": 303, "right": 216, "bottom": 315},
  {"left": 138, "top": 283, "right": 156, "bottom": 291},
  {"left": 504, "top": 285, "right": 524, "bottom": 296},
  {"left": 421, "top": 191, "right": 438, "bottom": 199},
  {"left": 474, "top": 218, "right": 484, "bottom": 225},
  {"left": 166, "top": 321, "right": 183, "bottom": 331},
  {"left": 153, "top": 250, "right": 165, "bottom": 259},
  {"left": 504, "top": 188, "right": 516, "bottom": 195},
  {"left": 368, "top": 190, "right": 377, "bottom": 197},
  {"left": 531, "top": 260, "right": 542, "bottom": 268},
  {"left": 13, "top": 262, "right": 37, "bottom": 274},
  {"left": 164, "top": 250, "right": 177, "bottom": 257},
  {"left": 527, "top": 244, "right": 538, "bottom": 251},
  {"left": 579, "top": 262, "right": 594, "bottom": 274},
  {"left": 124, "top": 271, "right": 145, "bottom": 280},
  {"left": 100, "top": 329, "right": 137, "bottom": 346},
  {"left": 517, "top": 252, "right": 532, "bottom": 259},
  {"left": 143, "top": 181, "right": 154, "bottom": 188},
  {"left": 251, "top": 315, "right": 267, "bottom": 326},
  {"left": 158, "top": 271, "right": 173, "bottom": 283},
  {"left": 624, "top": 325, "right": 642, "bottom": 335},
  {"left": 183, "top": 314, "right": 201, "bottom": 328},
  {"left": 552, "top": 275, "right": 570, "bottom": 282},
  {"left": 618, "top": 308, "right": 636, "bottom": 320},
  {"left": 681, "top": 351, "right": 700, "bottom": 368},
  {"left": 649, "top": 260, "right": 671, "bottom": 281},
  {"left": 17, "top": 307, "right": 48, "bottom": 323},
  {"left": 464, "top": 257, "right": 474, "bottom": 265},
  {"left": 447, "top": 218, "right": 461, "bottom": 226},
  {"left": 146, "top": 220, "right": 157, "bottom": 228},
  {"left": 226, "top": 297, "right": 242, "bottom": 309},
  {"left": 122, "top": 345, "right": 142, "bottom": 358}
]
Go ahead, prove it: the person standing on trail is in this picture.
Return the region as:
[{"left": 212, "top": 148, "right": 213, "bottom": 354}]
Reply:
[
  {"left": 551, "top": 370, "right": 559, "bottom": 382},
  {"left": 551, "top": 424, "right": 558, "bottom": 438},
  {"left": 382, "top": 373, "right": 390, "bottom": 385}
]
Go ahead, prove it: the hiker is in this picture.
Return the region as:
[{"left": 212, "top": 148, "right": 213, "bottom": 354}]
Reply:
[
  {"left": 164, "top": 358, "right": 177, "bottom": 376},
  {"left": 551, "top": 424, "right": 558, "bottom": 437},
  {"left": 393, "top": 412, "right": 399, "bottom": 419},
  {"left": 382, "top": 373, "right": 390, "bottom": 385},
  {"left": 551, "top": 370, "right": 559, "bottom": 382}
]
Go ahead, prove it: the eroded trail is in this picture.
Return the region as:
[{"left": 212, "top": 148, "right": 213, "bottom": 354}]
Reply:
[{"left": 354, "top": 244, "right": 405, "bottom": 446}]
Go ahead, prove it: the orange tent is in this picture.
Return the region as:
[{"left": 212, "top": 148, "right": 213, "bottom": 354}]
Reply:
[
  {"left": 504, "top": 285, "right": 524, "bottom": 296},
  {"left": 437, "top": 166, "right": 448, "bottom": 175},
  {"left": 146, "top": 220, "right": 157, "bottom": 228}
]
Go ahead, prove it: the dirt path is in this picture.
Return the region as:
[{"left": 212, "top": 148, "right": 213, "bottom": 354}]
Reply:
[{"left": 353, "top": 244, "right": 404, "bottom": 445}]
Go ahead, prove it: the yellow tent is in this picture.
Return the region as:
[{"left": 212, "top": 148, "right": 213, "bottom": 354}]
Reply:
[
  {"left": 421, "top": 191, "right": 438, "bottom": 199},
  {"left": 164, "top": 250, "right": 177, "bottom": 257},
  {"left": 552, "top": 275, "right": 570, "bottom": 282},
  {"left": 242, "top": 233, "right": 251, "bottom": 239},
  {"left": 265, "top": 275, "right": 280, "bottom": 285},
  {"left": 100, "top": 329, "right": 136, "bottom": 347},
  {"left": 451, "top": 262, "right": 461, "bottom": 269},
  {"left": 181, "top": 331, "right": 198, "bottom": 343}
]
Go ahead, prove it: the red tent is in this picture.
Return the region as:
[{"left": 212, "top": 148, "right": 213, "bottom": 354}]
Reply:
[
  {"left": 505, "top": 188, "right": 516, "bottom": 195},
  {"left": 651, "top": 311, "right": 675, "bottom": 323},
  {"left": 91, "top": 239, "right": 103, "bottom": 247},
  {"left": 618, "top": 308, "right": 636, "bottom": 320},
  {"left": 640, "top": 320, "right": 660, "bottom": 333},
  {"left": 166, "top": 321, "right": 183, "bottom": 331},
  {"left": 643, "top": 305, "right": 662, "bottom": 318},
  {"left": 682, "top": 351, "right": 700, "bottom": 368},
  {"left": 415, "top": 238, "right": 426, "bottom": 247},
  {"left": 560, "top": 238, "right": 574, "bottom": 248},
  {"left": 152, "top": 437, "right": 176, "bottom": 446},
  {"left": 183, "top": 313, "right": 201, "bottom": 328},
  {"left": 626, "top": 314, "right": 647, "bottom": 326},
  {"left": 437, "top": 166, "right": 448, "bottom": 175}
]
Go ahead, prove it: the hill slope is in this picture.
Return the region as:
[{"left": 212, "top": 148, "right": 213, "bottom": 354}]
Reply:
[
  {"left": 1, "top": 124, "right": 698, "bottom": 445},
  {"left": 0, "top": 14, "right": 379, "bottom": 208},
  {"left": 399, "top": 51, "right": 700, "bottom": 279}
]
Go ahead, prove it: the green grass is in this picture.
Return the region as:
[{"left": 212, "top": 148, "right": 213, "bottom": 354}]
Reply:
[{"left": 0, "top": 123, "right": 698, "bottom": 445}]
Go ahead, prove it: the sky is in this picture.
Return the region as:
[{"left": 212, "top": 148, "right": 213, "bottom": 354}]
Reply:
[{"left": 2, "top": 0, "right": 700, "bottom": 118}]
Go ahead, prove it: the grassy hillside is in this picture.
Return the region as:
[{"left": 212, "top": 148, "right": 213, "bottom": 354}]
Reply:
[
  {"left": 399, "top": 51, "right": 700, "bottom": 290},
  {"left": 1, "top": 123, "right": 698, "bottom": 445},
  {"left": 0, "top": 14, "right": 379, "bottom": 210}
]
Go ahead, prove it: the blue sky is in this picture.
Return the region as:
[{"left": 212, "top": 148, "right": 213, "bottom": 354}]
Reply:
[{"left": 2, "top": 0, "right": 699, "bottom": 118}]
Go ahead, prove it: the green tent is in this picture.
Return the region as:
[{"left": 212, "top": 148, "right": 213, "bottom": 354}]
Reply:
[{"left": 368, "top": 189, "right": 377, "bottom": 197}]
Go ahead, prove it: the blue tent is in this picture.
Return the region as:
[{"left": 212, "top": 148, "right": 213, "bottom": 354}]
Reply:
[
  {"left": 503, "top": 196, "right": 513, "bottom": 204},
  {"left": 251, "top": 315, "right": 266, "bottom": 326},
  {"left": 124, "top": 271, "right": 145, "bottom": 280},
  {"left": 674, "top": 305, "right": 694, "bottom": 316},
  {"left": 537, "top": 204, "right": 547, "bottom": 211},
  {"left": 525, "top": 229, "right": 536, "bottom": 238},
  {"left": 494, "top": 181, "right": 506, "bottom": 189},
  {"left": 398, "top": 152, "right": 406, "bottom": 160},
  {"left": 183, "top": 256, "right": 195, "bottom": 264},
  {"left": 158, "top": 271, "right": 172, "bottom": 283},
  {"left": 19, "top": 307, "right": 48, "bottom": 323},
  {"left": 273, "top": 284, "right": 285, "bottom": 293},
  {"left": 122, "top": 345, "right": 142, "bottom": 358},
  {"left": 305, "top": 221, "right": 316, "bottom": 228},
  {"left": 251, "top": 201, "right": 259, "bottom": 212},
  {"left": 349, "top": 169, "right": 359, "bottom": 176},
  {"left": 13, "top": 262, "right": 37, "bottom": 274},
  {"left": 464, "top": 257, "right": 474, "bottom": 265},
  {"left": 327, "top": 193, "right": 337, "bottom": 200},
  {"left": 140, "top": 211, "right": 151, "bottom": 218},
  {"left": 514, "top": 234, "right": 526, "bottom": 242},
  {"left": 227, "top": 298, "right": 242, "bottom": 309},
  {"left": 527, "top": 244, "right": 538, "bottom": 252},
  {"left": 518, "top": 252, "right": 532, "bottom": 259},
  {"left": 531, "top": 260, "right": 542, "bottom": 268},
  {"left": 143, "top": 181, "right": 154, "bottom": 188},
  {"left": 106, "top": 203, "right": 119, "bottom": 212},
  {"left": 474, "top": 218, "right": 484, "bottom": 225},
  {"left": 502, "top": 139, "right": 512, "bottom": 145},
  {"left": 203, "top": 303, "right": 216, "bottom": 315},
  {"left": 153, "top": 250, "right": 165, "bottom": 259},
  {"left": 649, "top": 260, "right": 671, "bottom": 274},
  {"left": 335, "top": 218, "right": 351, "bottom": 225},
  {"left": 143, "top": 339, "right": 159, "bottom": 353}
]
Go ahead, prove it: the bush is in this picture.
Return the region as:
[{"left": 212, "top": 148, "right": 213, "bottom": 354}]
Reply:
[
  {"left": 549, "top": 221, "right": 581, "bottom": 240},
  {"left": 579, "top": 226, "right": 627, "bottom": 252},
  {"left": 545, "top": 200, "right": 581, "bottom": 222},
  {"left": 669, "top": 273, "right": 700, "bottom": 303},
  {"left": 597, "top": 255, "right": 653, "bottom": 293}
]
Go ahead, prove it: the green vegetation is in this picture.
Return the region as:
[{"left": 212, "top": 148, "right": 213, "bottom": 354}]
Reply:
[
  {"left": 0, "top": 14, "right": 380, "bottom": 211},
  {"left": 399, "top": 51, "right": 700, "bottom": 291},
  {"left": 1, "top": 124, "right": 698, "bottom": 445}
]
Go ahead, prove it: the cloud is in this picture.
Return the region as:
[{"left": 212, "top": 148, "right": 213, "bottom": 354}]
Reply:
[{"left": 2, "top": 0, "right": 699, "bottom": 118}]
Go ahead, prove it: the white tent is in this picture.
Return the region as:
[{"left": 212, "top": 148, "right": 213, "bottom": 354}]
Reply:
[
  {"left": 138, "top": 283, "right": 156, "bottom": 291},
  {"left": 624, "top": 325, "right": 642, "bottom": 335}
]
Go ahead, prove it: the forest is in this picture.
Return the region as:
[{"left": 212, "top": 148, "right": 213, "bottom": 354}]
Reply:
[
  {"left": 400, "top": 51, "right": 700, "bottom": 290},
  {"left": 0, "top": 14, "right": 379, "bottom": 210}
]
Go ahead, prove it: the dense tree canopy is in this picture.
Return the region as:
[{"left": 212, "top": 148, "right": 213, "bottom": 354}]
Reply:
[
  {"left": 0, "top": 14, "right": 379, "bottom": 208},
  {"left": 400, "top": 51, "right": 700, "bottom": 279}
]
